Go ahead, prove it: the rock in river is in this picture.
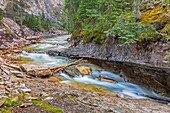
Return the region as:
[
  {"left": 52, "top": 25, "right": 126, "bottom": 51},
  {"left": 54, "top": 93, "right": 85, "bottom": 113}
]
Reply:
[{"left": 76, "top": 65, "right": 92, "bottom": 76}]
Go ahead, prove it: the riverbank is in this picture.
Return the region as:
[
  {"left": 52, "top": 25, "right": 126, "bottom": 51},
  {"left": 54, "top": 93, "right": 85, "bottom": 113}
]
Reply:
[
  {"left": 1, "top": 75, "right": 170, "bottom": 113},
  {"left": 0, "top": 35, "right": 170, "bottom": 112},
  {"left": 60, "top": 37, "right": 170, "bottom": 97},
  {"left": 0, "top": 17, "right": 68, "bottom": 50}
]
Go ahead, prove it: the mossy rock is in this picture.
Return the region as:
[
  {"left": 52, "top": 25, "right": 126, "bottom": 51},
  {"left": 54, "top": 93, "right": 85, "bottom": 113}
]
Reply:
[
  {"left": 140, "top": 7, "right": 170, "bottom": 25},
  {"left": 162, "top": 24, "right": 170, "bottom": 34},
  {"left": 31, "top": 100, "right": 63, "bottom": 113}
]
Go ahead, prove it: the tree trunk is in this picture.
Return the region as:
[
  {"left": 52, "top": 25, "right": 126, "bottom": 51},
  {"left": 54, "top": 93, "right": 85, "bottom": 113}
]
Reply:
[{"left": 12, "top": 0, "right": 16, "bottom": 22}]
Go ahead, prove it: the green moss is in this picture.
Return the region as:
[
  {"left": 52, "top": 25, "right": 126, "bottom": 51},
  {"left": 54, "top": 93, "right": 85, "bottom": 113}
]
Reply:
[
  {"left": 31, "top": 100, "right": 63, "bottom": 113},
  {"left": 3, "top": 99, "right": 20, "bottom": 107},
  {"left": 17, "top": 94, "right": 29, "bottom": 100},
  {"left": 22, "top": 46, "right": 39, "bottom": 52},
  {"left": 20, "top": 57, "right": 31, "bottom": 62},
  {"left": 140, "top": 7, "right": 169, "bottom": 24},
  {"left": 1, "top": 109, "right": 11, "bottom": 113},
  {"left": 163, "top": 0, "right": 170, "bottom": 4},
  {"left": 68, "top": 96, "right": 74, "bottom": 102}
]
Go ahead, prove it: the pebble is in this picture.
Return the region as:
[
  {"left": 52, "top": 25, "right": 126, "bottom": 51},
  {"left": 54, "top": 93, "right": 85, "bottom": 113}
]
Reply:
[
  {"left": 44, "top": 97, "right": 54, "bottom": 101},
  {"left": 20, "top": 88, "right": 32, "bottom": 93},
  {"left": 40, "top": 91, "right": 48, "bottom": 97},
  {"left": 20, "top": 103, "right": 33, "bottom": 108},
  {"left": 26, "top": 96, "right": 38, "bottom": 100},
  {"left": 20, "top": 83, "right": 26, "bottom": 87},
  {"left": 0, "top": 82, "right": 4, "bottom": 85}
]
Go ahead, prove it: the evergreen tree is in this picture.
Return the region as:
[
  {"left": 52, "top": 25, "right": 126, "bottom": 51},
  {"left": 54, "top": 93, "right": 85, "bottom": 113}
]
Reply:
[
  {"left": 64, "top": 0, "right": 157, "bottom": 45},
  {"left": 0, "top": 9, "right": 3, "bottom": 23}
]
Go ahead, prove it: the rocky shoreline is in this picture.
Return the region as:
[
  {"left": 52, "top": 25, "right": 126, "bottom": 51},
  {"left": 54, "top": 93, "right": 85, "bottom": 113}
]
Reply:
[
  {"left": 0, "top": 18, "right": 68, "bottom": 50},
  {"left": 0, "top": 34, "right": 170, "bottom": 112}
]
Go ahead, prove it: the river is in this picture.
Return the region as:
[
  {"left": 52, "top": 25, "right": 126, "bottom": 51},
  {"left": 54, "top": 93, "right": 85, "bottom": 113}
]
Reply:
[{"left": 20, "top": 35, "right": 170, "bottom": 104}]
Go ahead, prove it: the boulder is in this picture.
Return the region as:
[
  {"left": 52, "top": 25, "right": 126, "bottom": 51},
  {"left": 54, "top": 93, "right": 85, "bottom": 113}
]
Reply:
[
  {"left": 76, "top": 65, "right": 92, "bottom": 76},
  {"left": 21, "top": 64, "right": 53, "bottom": 77}
]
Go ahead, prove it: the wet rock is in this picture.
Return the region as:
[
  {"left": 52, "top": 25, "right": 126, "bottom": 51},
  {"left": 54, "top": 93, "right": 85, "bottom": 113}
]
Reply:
[
  {"left": 100, "top": 78, "right": 117, "bottom": 84},
  {"left": 76, "top": 65, "right": 92, "bottom": 76},
  {"left": 63, "top": 69, "right": 81, "bottom": 77},
  {"left": 48, "top": 50, "right": 61, "bottom": 56}
]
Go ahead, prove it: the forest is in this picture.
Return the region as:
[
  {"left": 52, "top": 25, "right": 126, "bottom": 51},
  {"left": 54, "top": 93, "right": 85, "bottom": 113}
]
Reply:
[{"left": 64, "top": 0, "right": 170, "bottom": 46}]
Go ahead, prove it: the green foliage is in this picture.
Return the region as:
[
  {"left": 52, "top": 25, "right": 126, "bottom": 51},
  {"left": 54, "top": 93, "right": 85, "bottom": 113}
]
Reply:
[
  {"left": 105, "top": 15, "right": 157, "bottom": 46},
  {"left": 0, "top": 8, "right": 3, "bottom": 24},
  {"left": 6, "top": 0, "right": 30, "bottom": 27},
  {"left": 51, "top": 22, "right": 64, "bottom": 30},
  {"left": 1, "top": 109, "right": 11, "bottom": 113},
  {"left": 32, "top": 100, "right": 63, "bottom": 113},
  {"left": 68, "top": 96, "right": 74, "bottom": 101},
  {"left": 64, "top": 0, "right": 158, "bottom": 45},
  {"left": 3, "top": 99, "right": 20, "bottom": 107},
  {"left": 23, "top": 14, "right": 52, "bottom": 32},
  {"left": 163, "top": 0, "right": 170, "bottom": 4}
]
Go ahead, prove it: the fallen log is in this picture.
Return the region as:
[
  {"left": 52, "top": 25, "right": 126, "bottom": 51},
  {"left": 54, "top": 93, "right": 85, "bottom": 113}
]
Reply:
[
  {"left": 52, "top": 58, "right": 83, "bottom": 74},
  {"left": 0, "top": 57, "right": 83, "bottom": 77},
  {"left": 50, "top": 66, "right": 65, "bottom": 70}
]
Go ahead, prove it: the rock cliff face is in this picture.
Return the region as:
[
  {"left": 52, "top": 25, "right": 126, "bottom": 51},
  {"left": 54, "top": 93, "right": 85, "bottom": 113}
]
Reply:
[
  {"left": 64, "top": 39, "right": 170, "bottom": 96},
  {"left": 27, "top": 0, "right": 64, "bottom": 22},
  {"left": 0, "top": 0, "right": 64, "bottom": 22},
  {"left": 0, "top": 18, "right": 32, "bottom": 49}
]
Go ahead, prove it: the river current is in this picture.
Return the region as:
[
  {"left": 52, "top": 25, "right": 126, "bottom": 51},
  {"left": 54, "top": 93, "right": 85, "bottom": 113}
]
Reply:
[{"left": 20, "top": 35, "right": 169, "bottom": 104}]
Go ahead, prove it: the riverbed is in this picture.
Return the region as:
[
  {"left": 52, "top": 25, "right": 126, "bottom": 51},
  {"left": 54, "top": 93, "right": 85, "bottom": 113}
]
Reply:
[{"left": 20, "top": 35, "right": 170, "bottom": 105}]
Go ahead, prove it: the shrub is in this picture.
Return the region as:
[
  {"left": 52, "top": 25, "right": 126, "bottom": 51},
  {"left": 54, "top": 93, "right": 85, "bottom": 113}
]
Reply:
[
  {"left": 0, "top": 8, "right": 3, "bottom": 24},
  {"left": 23, "top": 14, "right": 52, "bottom": 32},
  {"left": 105, "top": 15, "right": 157, "bottom": 46}
]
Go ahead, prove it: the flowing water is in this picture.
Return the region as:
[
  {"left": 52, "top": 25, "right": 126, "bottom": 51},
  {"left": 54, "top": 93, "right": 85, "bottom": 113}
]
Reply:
[{"left": 20, "top": 35, "right": 169, "bottom": 104}]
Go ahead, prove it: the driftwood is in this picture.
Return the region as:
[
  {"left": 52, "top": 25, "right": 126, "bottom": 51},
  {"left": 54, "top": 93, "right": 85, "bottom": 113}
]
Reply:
[
  {"left": 2, "top": 63, "right": 21, "bottom": 71},
  {"left": 0, "top": 56, "right": 83, "bottom": 77},
  {"left": 52, "top": 58, "right": 83, "bottom": 74},
  {"left": 20, "top": 58, "right": 83, "bottom": 77}
]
